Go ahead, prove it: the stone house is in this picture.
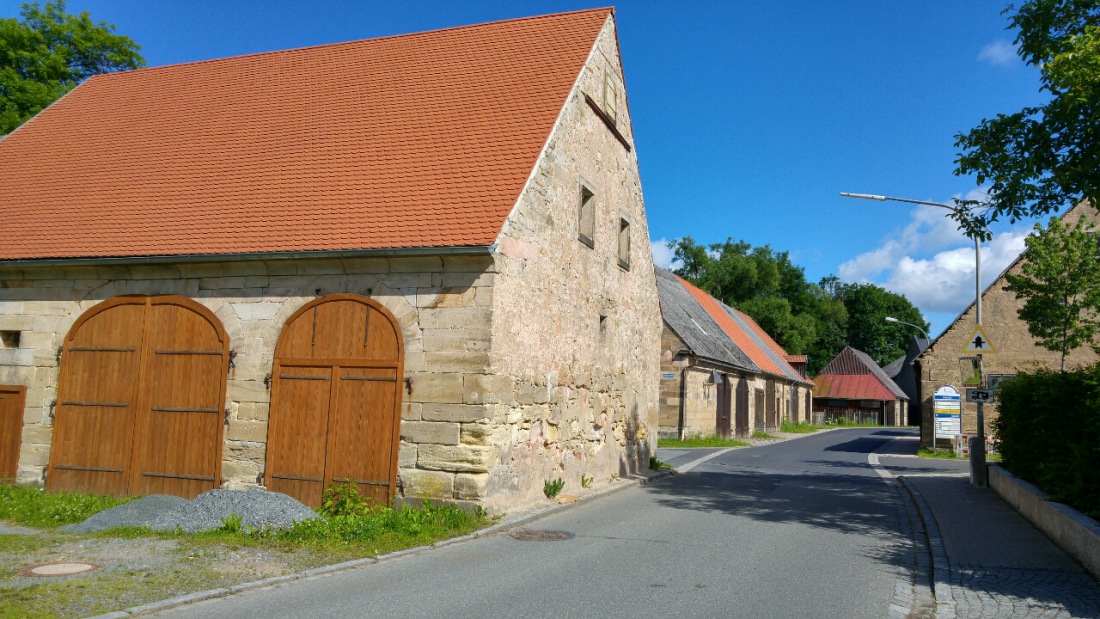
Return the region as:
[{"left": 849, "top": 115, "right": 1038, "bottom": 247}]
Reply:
[
  {"left": 0, "top": 8, "right": 661, "bottom": 512},
  {"left": 655, "top": 268, "right": 814, "bottom": 438},
  {"left": 914, "top": 200, "right": 1099, "bottom": 447},
  {"left": 812, "top": 346, "right": 908, "bottom": 425},
  {"left": 881, "top": 336, "right": 930, "bottom": 426}
]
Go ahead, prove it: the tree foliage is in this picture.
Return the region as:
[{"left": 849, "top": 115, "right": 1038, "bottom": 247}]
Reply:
[
  {"left": 952, "top": 0, "right": 1100, "bottom": 238},
  {"left": 670, "top": 238, "right": 929, "bottom": 375},
  {"left": 1004, "top": 214, "right": 1100, "bottom": 370},
  {"left": 0, "top": 0, "right": 143, "bottom": 135}
]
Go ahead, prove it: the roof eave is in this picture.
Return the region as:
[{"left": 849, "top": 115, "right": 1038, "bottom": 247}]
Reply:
[{"left": 0, "top": 244, "right": 496, "bottom": 270}]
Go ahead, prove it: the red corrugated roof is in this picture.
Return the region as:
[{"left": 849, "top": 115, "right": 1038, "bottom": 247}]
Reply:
[
  {"left": 813, "top": 374, "right": 897, "bottom": 401},
  {"left": 0, "top": 9, "right": 612, "bottom": 260}
]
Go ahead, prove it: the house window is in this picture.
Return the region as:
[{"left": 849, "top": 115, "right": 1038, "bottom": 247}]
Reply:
[
  {"left": 602, "top": 71, "right": 618, "bottom": 125},
  {"left": 618, "top": 217, "right": 630, "bottom": 270},
  {"left": 579, "top": 185, "right": 595, "bottom": 248},
  {"left": 0, "top": 331, "right": 19, "bottom": 349}
]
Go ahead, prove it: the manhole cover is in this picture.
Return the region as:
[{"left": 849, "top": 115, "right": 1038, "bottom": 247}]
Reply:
[
  {"left": 20, "top": 562, "right": 101, "bottom": 577},
  {"left": 509, "top": 529, "right": 574, "bottom": 541}
]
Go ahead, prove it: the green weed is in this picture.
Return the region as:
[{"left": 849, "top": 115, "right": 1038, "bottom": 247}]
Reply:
[
  {"left": 581, "top": 474, "right": 594, "bottom": 489},
  {"left": 543, "top": 478, "right": 565, "bottom": 499}
]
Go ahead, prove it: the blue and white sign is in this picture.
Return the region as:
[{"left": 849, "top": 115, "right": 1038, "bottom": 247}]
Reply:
[{"left": 933, "top": 385, "right": 962, "bottom": 439}]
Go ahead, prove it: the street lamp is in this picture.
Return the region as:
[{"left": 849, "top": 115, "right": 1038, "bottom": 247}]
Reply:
[
  {"left": 840, "top": 191, "right": 988, "bottom": 487},
  {"left": 885, "top": 316, "right": 930, "bottom": 341}
]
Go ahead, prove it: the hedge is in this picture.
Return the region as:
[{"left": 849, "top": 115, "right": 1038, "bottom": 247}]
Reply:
[{"left": 993, "top": 362, "right": 1100, "bottom": 519}]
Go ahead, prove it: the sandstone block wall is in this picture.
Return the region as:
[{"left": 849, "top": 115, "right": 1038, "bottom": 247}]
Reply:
[
  {"left": 484, "top": 15, "right": 661, "bottom": 509},
  {"left": 0, "top": 254, "right": 500, "bottom": 493}
]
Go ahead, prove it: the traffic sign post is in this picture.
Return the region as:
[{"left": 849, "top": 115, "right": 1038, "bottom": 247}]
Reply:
[{"left": 961, "top": 327, "right": 996, "bottom": 488}]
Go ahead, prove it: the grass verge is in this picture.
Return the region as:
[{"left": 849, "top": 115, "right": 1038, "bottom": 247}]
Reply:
[
  {"left": 917, "top": 447, "right": 1001, "bottom": 462},
  {"left": 779, "top": 421, "right": 827, "bottom": 433},
  {"left": 0, "top": 484, "right": 134, "bottom": 528},
  {"left": 751, "top": 431, "right": 778, "bottom": 439},
  {"left": 0, "top": 486, "right": 494, "bottom": 619},
  {"left": 657, "top": 435, "right": 749, "bottom": 448}
]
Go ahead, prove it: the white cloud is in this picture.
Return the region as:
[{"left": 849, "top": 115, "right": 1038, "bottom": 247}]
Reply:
[
  {"left": 979, "top": 40, "right": 1017, "bottom": 66},
  {"left": 650, "top": 238, "right": 679, "bottom": 269},
  {"left": 838, "top": 193, "right": 1032, "bottom": 334}
]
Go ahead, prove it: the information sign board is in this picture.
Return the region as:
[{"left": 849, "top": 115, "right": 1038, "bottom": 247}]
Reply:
[
  {"left": 966, "top": 388, "right": 995, "bottom": 403},
  {"left": 933, "top": 385, "right": 962, "bottom": 440}
]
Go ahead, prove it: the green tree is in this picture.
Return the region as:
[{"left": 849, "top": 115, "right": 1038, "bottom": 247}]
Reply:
[
  {"left": 671, "top": 237, "right": 818, "bottom": 355},
  {"left": 837, "top": 282, "right": 930, "bottom": 367},
  {"left": 953, "top": 1, "right": 1100, "bottom": 239},
  {"left": 1, "top": 0, "right": 143, "bottom": 135},
  {"left": 669, "top": 238, "right": 929, "bottom": 375},
  {"left": 1005, "top": 215, "right": 1100, "bottom": 370}
]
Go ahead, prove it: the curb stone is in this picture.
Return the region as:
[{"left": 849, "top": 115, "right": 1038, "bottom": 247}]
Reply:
[
  {"left": 89, "top": 468, "right": 677, "bottom": 618},
  {"left": 899, "top": 476, "right": 954, "bottom": 618}
]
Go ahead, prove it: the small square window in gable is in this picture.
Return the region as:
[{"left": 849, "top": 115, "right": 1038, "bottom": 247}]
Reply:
[
  {"left": 618, "top": 217, "right": 631, "bottom": 270},
  {"left": 579, "top": 184, "right": 595, "bottom": 248}
]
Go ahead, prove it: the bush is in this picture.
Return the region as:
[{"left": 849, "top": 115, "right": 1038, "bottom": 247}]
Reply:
[{"left": 994, "top": 363, "right": 1100, "bottom": 519}]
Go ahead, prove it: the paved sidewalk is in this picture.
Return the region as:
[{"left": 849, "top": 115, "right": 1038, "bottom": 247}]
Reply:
[{"left": 905, "top": 475, "right": 1100, "bottom": 618}]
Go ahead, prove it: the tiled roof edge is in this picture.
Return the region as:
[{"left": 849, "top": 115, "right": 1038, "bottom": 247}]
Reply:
[{"left": 92, "top": 7, "right": 616, "bottom": 80}]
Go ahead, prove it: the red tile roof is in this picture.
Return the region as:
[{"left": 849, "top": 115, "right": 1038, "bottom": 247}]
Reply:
[
  {"left": 0, "top": 9, "right": 612, "bottom": 260},
  {"left": 787, "top": 354, "right": 807, "bottom": 363},
  {"left": 675, "top": 275, "right": 809, "bottom": 383},
  {"left": 813, "top": 374, "right": 898, "bottom": 401}
]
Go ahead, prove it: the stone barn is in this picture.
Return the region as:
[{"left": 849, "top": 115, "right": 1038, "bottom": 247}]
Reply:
[
  {"left": 0, "top": 8, "right": 661, "bottom": 512},
  {"left": 655, "top": 268, "right": 814, "bottom": 438},
  {"left": 913, "top": 200, "right": 1099, "bottom": 447}
]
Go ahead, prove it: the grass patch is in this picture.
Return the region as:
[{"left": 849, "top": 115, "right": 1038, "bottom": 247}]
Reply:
[
  {"left": 657, "top": 435, "right": 749, "bottom": 448},
  {"left": 751, "top": 431, "right": 777, "bottom": 439},
  {"left": 917, "top": 447, "right": 1000, "bottom": 462},
  {"left": 0, "top": 484, "right": 133, "bottom": 528},
  {"left": 779, "top": 421, "right": 826, "bottom": 433},
  {"left": 824, "top": 418, "right": 883, "bottom": 428},
  {"left": 0, "top": 490, "right": 495, "bottom": 619}
]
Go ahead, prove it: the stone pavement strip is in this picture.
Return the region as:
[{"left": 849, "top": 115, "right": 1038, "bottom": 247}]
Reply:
[{"left": 904, "top": 475, "right": 1100, "bottom": 618}]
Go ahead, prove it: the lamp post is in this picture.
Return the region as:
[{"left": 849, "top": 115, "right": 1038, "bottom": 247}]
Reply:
[
  {"left": 841, "top": 192, "right": 988, "bottom": 487},
  {"left": 885, "top": 316, "right": 930, "bottom": 341}
]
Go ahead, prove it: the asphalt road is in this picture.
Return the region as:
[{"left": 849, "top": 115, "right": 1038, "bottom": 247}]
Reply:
[{"left": 155, "top": 428, "right": 925, "bottom": 618}]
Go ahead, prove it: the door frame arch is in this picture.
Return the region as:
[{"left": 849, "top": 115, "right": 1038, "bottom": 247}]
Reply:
[
  {"left": 48, "top": 294, "right": 229, "bottom": 497},
  {"left": 265, "top": 293, "right": 405, "bottom": 506}
]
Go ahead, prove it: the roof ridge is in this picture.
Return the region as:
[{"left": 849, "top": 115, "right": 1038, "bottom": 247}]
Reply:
[{"left": 89, "top": 7, "right": 614, "bottom": 80}]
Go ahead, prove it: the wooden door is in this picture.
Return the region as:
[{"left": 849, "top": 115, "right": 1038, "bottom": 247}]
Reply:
[
  {"left": 48, "top": 296, "right": 228, "bottom": 498},
  {"left": 266, "top": 295, "right": 404, "bottom": 508},
  {"left": 715, "top": 374, "right": 731, "bottom": 439},
  {"left": 0, "top": 386, "right": 26, "bottom": 482},
  {"left": 754, "top": 388, "right": 765, "bottom": 431},
  {"left": 766, "top": 379, "right": 777, "bottom": 431},
  {"left": 791, "top": 388, "right": 800, "bottom": 424},
  {"left": 734, "top": 376, "right": 749, "bottom": 438}
]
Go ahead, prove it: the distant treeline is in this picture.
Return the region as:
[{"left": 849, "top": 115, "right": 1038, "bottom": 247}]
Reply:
[{"left": 670, "top": 237, "right": 930, "bottom": 376}]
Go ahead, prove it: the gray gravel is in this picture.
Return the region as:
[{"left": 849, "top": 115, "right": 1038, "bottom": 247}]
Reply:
[
  {"left": 150, "top": 489, "right": 318, "bottom": 533},
  {"left": 59, "top": 489, "right": 318, "bottom": 534},
  {"left": 59, "top": 494, "right": 190, "bottom": 533}
]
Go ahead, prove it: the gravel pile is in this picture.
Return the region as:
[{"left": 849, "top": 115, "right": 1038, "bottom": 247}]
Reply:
[
  {"left": 60, "top": 495, "right": 189, "bottom": 533},
  {"left": 150, "top": 488, "right": 317, "bottom": 533},
  {"left": 60, "top": 489, "right": 318, "bottom": 534}
]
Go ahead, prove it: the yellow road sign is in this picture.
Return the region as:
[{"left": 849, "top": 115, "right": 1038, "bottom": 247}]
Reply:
[{"left": 961, "top": 325, "right": 997, "bottom": 354}]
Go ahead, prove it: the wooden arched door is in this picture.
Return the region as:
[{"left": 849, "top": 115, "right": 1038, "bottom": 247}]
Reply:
[
  {"left": 48, "top": 296, "right": 229, "bottom": 498},
  {"left": 265, "top": 294, "right": 404, "bottom": 507}
]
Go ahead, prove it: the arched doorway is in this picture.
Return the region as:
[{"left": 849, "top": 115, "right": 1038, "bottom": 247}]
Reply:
[
  {"left": 48, "top": 296, "right": 229, "bottom": 498},
  {"left": 265, "top": 294, "right": 405, "bottom": 507}
]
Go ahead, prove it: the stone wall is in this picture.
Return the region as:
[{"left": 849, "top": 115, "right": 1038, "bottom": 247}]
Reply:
[
  {"left": 916, "top": 201, "right": 1099, "bottom": 446},
  {"left": 0, "top": 254, "right": 498, "bottom": 491},
  {"left": 483, "top": 15, "right": 661, "bottom": 510}
]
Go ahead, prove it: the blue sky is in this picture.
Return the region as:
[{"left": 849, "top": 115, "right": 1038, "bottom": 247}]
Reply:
[{"left": 3, "top": 1, "right": 1052, "bottom": 336}]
